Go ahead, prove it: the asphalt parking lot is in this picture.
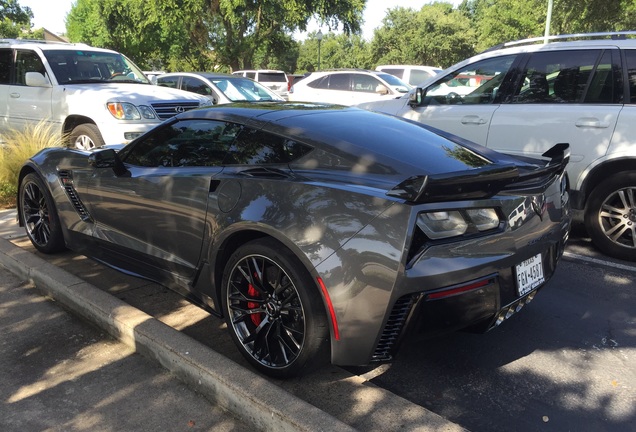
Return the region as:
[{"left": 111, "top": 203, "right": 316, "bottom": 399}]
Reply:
[{"left": 0, "top": 208, "right": 466, "bottom": 432}]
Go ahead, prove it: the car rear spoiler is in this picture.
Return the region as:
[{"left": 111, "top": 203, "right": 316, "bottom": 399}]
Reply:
[{"left": 387, "top": 143, "right": 570, "bottom": 203}]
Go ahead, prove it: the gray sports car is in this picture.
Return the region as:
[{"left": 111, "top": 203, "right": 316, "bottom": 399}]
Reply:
[{"left": 18, "top": 103, "right": 571, "bottom": 378}]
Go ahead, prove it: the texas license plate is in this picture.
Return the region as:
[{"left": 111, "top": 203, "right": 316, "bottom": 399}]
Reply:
[{"left": 515, "top": 253, "right": 545, "bottom": 296}]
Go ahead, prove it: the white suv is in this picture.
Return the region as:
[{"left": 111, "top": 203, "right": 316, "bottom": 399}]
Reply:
[
  {"left": 0, "top": 39, "right": 210, "bottom": 149},
  {"left": 288, "top": 69, "right": 411, "bottom": 106},
  {"left": 231, "top": 69, "right": 289, "bottom": 99},
  {"left": 375, "top": 65, "right": 442, "bottom": 86},
  {"left": 358, "top": 32, "right": 636, "bottom": 261}
]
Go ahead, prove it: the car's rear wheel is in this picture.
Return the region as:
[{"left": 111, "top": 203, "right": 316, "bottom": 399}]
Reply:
[
  {"left": 69, "top": 124, "right": 105, "bottom": 150},
  {"left": 19, "top": 173, "right": 66, "bottom": 254},
  {"left": 585, "top": 173, "right": 636, "bottom": 261},
  {"left": 221, "top": 239, "right": 328, "bottom": 378}
]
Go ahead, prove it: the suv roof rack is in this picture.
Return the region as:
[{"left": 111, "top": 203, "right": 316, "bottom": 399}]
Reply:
[
  {"left": 0, "top": 38, "right": 72, "bottom": 45},
  {"left": 483, "top": 30, "right": 636, "bottom": 52}
]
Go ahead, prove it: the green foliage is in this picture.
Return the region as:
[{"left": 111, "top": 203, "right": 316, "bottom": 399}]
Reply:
[
  {"left": 0, "top": 0, "right": 32, "bottom": 37},
  {"left": 370, "top": 3, "right": 476, "bottom": 68},
  {"left": 296, "top": 31, "right": 371, "bottom": 72}
]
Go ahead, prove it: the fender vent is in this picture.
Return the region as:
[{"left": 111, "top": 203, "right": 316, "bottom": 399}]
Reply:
[
  {"left": 58, "top": 170, "right": 92, "bottom": 222},
  {"left": 371, "top": 294, "right": 417, "bottom": 362}
]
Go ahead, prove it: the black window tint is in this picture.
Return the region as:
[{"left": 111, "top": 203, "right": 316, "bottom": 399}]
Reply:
[
  {"left": 626, "top": 50, "right": 636, "bottom": 104},
  {"left": 225, "top": 128, "right": 313, "bottom": 165},
  {"left": 328, "top": 74, "right": 350, "bottom": 91},
  {"left": 258, "top": 72, "right": 286, "bottom": 82},
  {"left": 308, "top": 76, "right": 329, "bottom": 89},
  {"left": 182, "top": 76, "right": 211, "bottom": 96},
  {"left": 382, "top": 68, "right": 404, "bottom": 78},
  {"left": 352, "top": 74, "right": 381, "bottom": 93},
  {"left": 122, "top": 120, "right": 240, "bottom": 167},
  {"left": 15, "top": 50, "right": 45, "bottom": 85},
  {"left": 157, "top": 76, "right": 179, "bottom": 89},
  {"left": 0, "top": 49, "right": 12, "bottom": 84},
  {"left": 511, "top": 49, "right": 618, "bottom": 104}
]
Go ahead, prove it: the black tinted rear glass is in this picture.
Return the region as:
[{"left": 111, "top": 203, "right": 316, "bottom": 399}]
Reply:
[{"left": 258, "top": 73, "right": 287, "bottom": 82}]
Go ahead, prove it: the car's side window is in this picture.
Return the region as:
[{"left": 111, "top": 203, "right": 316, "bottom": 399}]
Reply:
[
  {"left": 307, "top": 76, "right": 329, "bottom": 89},
  {"left": 352, "top": 74, "right": 381, "bottom": 93},
  {"left": 623, "top": 50, "right": 636, "bottom": 104},
  {"left": 0, "top": 49, "right": 12, "bottom": 84},
  {"left": 329, "top": 74, "right": 351, "bottom": 91},
  {"left": 225, "top": 128, "right": 313, "bottom": 165},
  {"left": 122, "top": 120, "right": 241, "bottom": 167},
  {"left": 511, "top": 49, "right": 620, "bottom": 104},
  {"left": 156, "top": 76, "right": 179, "bottom": 89},
  {"left": 182, "top": 76, "right": 212, "bottom": 96},
  {"left": 425, "top": 55, "right": 517, "bottom": 105},
  {"left": 15, "top": 50, "right": 45, "bottom": 85}
]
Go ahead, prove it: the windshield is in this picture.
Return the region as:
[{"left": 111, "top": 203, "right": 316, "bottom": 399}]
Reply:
[
  {"left": 213, "top": 77, "right": 284, "bottom": 102},
  {"left": 42, "top": 50, "right": 150, "bottom": 84},
  {"left": 376, "top": 72, "right": 412, "bottom": 92}
]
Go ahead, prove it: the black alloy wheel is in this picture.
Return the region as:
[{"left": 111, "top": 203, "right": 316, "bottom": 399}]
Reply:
[
  {"left": 19, "top": 173, "right": 66, "bottom": 254},
  {"left": 585, "top": 173, "right": 636, "bottom": 262},
  {"left": 221, "top": 239, "right": 328, "bottom": 378}
]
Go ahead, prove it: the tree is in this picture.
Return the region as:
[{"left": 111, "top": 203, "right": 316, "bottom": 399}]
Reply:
[
  {"left": 66, "top": 0, "right": 366, "bottom": 72},
  {"left": 296, "top": 31, "right": 371, "bottom": 73},
  {"left": 0, "top": 0, "right": 33, "bottom": 38},
  {"left": 370, "top": 3, "right": 476, "bottom": 69}
]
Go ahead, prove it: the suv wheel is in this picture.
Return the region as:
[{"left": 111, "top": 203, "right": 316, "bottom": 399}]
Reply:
[
  {"left": 69, "top": 124, "right": 105, "bottom": 150},
  {"left": 584, "top": 173, "right": 636, "bottom": 261}
]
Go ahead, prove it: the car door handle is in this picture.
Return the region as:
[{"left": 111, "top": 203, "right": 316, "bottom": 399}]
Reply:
[
  {"left": 461, "top": 115, "right": 487, "bottom": 125},
  {"left": 10, "top": 93, "right": 20, "bottom": 98},
  {"left": 575, "top": 117, "right": 608, "bottom": 128}
]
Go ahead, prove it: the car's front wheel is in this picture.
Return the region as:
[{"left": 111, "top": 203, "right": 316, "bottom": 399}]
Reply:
[
  {"left": 221, "top": 239, "right": 329, "bottom": 378},
  {"left": 19, "top": 173, "right": 66, "bottom": 254},
  {"left": 69, "top": 124, "right": 105, "bottom": 150},
  {"left": 585, "top": 173, "right": 636, "bottom": 261}
]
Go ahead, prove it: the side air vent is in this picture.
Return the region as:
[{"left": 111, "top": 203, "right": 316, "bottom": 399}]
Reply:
[
  {"left": 58, "top": 170, "right": 92, "bottom": 222},
  {"left": 371, "top": 294, "right": 418, "bottom": 362}
]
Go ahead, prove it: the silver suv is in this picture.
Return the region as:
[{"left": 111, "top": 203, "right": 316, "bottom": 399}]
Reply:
[
  {"left": 358, "top": 32, "right": 636, "bottom": 262},
  {"left": 0, "top": 39, "right": 210, "bottom": 149}
]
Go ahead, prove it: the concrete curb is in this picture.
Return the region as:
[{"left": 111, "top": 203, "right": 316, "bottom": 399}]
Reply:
[{"left": 0, "top": 237, "right": 356, "bottom": 432}]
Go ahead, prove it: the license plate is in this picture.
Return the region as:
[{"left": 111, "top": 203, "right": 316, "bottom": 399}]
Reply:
[{"left": 515, "top": 253, "right": 545, "bottom": 296}]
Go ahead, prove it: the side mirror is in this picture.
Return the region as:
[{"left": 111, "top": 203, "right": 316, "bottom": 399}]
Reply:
[
  {"left": 375, "top": 84, "right": 389, "bottom": 95},
  {"left": 408, "top": 88, "right": 425, "bottom": 107},
  {"left": 88, "top": 148, "right": 129, "bottom": 177},
  {"left": 25, "top": 72, "right": 51, "bottom": 88}
]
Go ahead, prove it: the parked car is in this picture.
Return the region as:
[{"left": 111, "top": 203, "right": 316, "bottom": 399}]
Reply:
[
  {"left": 288, "top": 69, "right": 411, "bottom": 105},
  {"left": 231, "top": 69, "right": 289, "bottom": 99},
  {"left": 375, "top": 64, "right": 442, "bottom": 86},
  {"left": 156, "top": 72, "right": 284, "bottom": 104},
  {"left": 358, "top": 31, "right": 636, "bottom": 261},
  {"left": 0, "top": 39, "right": 210, "bottom": 150},
  {"left": 18, "top": 102, "right": 570, "bottom": 377}
]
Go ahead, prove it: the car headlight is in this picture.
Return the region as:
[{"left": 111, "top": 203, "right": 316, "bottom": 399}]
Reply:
[
  {"left": 417, "top": 208, "right": 500, "bottom": 240},
  {"left": 107, "top": 102, "right": 156, "bottom": 120}
]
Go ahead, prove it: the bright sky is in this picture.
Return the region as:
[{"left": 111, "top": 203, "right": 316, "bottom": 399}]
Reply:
[{"left": 22, "top": 0, "right": 462, "bottom": 40}]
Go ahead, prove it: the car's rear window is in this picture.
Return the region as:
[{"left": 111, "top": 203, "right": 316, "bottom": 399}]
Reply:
[{"left": 258, "top": 73, "right": 287, "bottom": 82}]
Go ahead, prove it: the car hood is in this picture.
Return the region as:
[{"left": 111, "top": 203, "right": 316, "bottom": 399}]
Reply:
[{"left": 60, "top": 83, "right": 209, "bottom": 102}]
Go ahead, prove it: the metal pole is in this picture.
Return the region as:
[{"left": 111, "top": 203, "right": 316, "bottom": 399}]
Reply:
[{"left": 544, "top": 0, "right": 554, "bottom": 44}]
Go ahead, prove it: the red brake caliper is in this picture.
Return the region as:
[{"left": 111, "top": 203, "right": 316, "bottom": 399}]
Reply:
[{"left": 247, "top": 278, "right": 263, "bottom": 326}]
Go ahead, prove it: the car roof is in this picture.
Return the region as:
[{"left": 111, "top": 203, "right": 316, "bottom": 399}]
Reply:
[
  {"left": 0, "top": 39, "right": 113, "bottom": 53},
  {"left": 232, "top": 69, "right": 286, "bottom": 73},
  {"left": 159, "top": 72, "right": 237, "bottom": 79},
  {"left": 173, "top": 102, "right": 523, "bottom": 179}
]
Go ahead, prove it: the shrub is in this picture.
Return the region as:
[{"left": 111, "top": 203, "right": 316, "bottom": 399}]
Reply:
[{"left": 0, "top": 123, "right": 65, "bottom": 208}]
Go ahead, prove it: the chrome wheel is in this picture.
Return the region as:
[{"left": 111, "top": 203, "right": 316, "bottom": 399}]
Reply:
[
  {"left": 226, "top": 253, "right": 306, "bottom": 369},
  {"left": 585, "top": 173, "right": 636, "bottom": 261},
  {"left": 597, "top": 186, "right": 636, "bottom": 249}
]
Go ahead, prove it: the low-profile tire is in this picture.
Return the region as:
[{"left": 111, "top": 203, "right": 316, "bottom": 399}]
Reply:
[
  {"left": 69, "top": 124, "right": 105, "bottom": 150},
  {"left": 221, "top": 238, "right": 329, "bottom": 378},
  {"left": 19, "top": 173, "right": 66, "bottom": 254},
  {"left": 584, "top": 173, "right": 636, "bottom": 261}
]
